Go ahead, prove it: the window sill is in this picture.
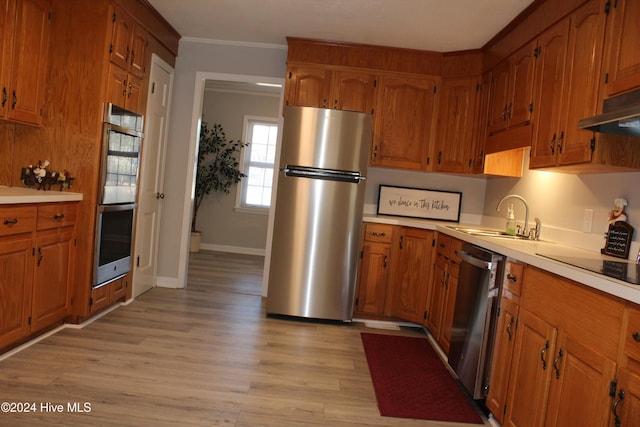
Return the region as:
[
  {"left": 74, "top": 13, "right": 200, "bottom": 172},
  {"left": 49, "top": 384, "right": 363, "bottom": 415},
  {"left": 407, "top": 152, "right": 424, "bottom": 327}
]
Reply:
[{"left": 234, "top": 206, "right": 269, "bottom": 215}]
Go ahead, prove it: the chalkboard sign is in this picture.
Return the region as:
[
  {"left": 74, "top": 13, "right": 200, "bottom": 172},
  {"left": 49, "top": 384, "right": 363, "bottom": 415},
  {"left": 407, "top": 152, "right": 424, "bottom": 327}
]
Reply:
[{"left": 601, "top": 221, "right": 634, "bottom": 259}]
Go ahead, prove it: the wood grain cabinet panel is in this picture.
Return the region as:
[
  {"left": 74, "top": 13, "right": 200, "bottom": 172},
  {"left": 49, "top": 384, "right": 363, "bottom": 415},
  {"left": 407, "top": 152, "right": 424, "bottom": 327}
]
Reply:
[
  {"left": 109, "top": 3, "right": 147, "bottom": 79},
  {"left": 0, "top": 0, "right": 51, "bottom": 125},
  {"left": 388, "top": 227, "right": 434, "bottom": 323},
  {"left": 371, "top": 74, "right": 438, "bottom": 170},
  {"left": 0, "top": 237, "right": 33, "bottom": 349},
  {"left": 433, "top": 76, "right": 481, "bottom": 173},
  {"left": 602, "top": 0, "right": 640, "bottom": 97},
  {"left": 615, "top": 306, "right": 640, "bottom": 427}
]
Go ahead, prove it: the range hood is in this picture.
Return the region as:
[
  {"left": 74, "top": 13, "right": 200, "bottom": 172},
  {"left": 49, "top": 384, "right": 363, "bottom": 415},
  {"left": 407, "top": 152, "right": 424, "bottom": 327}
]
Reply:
[{"left": 578, "top": 89, "right": 640, "bottom": 137}]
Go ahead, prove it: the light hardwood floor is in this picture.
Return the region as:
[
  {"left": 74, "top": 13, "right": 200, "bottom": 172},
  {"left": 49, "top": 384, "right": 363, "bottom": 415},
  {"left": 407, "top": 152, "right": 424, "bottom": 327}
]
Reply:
[{"left": 0, "top": 251, "right": 488, "bottom": 426}]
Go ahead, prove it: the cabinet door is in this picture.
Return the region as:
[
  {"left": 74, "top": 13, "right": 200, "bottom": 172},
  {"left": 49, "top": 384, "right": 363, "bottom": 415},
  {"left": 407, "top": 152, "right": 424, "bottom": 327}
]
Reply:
[
  {"left": 486, "top": 297, "right": 520, "bottom": 424},
  {"left": 111, "top": 274, "right": 128, "bottom": 301},
  {"left": 106, "top": 62, "right": 127, "bottom": 108},
  {"left": 31, "top": 228, "right": 74, "bottom": 332},
  {"left": 438, "top": 238, "right": 461, "bottom": 354},
  {"left": 89, "top": 283, "right": 110, "bottom": 314},
  {"left": 433, "top": 77, "right": 480, "bottom": 173},
  {"left": 0, "top": 237, "right": 33, "bottom": 349},
  {"left": 544, "top": 332, "right": 616, "bottom": 427},
  {"left": 125, "top": 72, "right": 143, "bottom": 113},
  {"left": 505, "top": 308, "right": 557, "bottom": 427},
  {"left": 426, "top": 255, "right": 447, "bottom": 337},
  {"left": 4, "top": 0, "right": 51, "bottom": 125},
  {"left": 372, "top": 74, "right": 438, "bottom": 170},
  {"left": 487, "top": 60, "right": 511, "bottom": 134},
  {"left": 285, "top": 65, "right": 331, "bottom": 109},
  {"left": 108, "top": 4, "right": 133, "bottom": 71},
  {"left": 615, "top": 368, "right": 640, "bottom": 427},
  {"left": 331, "top": 70, "right": 376, "bottom": 113},
  {"left": 508, "top": 42, "right": 536, "bottom": 128},
  {"left": 354, "top": 241, "right": 391, "bottom": 316},
  {"left": 389, "top": 228, "right": 433, "bottom": 323},
  {"left": 603, "top": 0, "right": 640, "bottom": 97},
  {"left": 530, "top": 19, "right": 570, "bottom": 169},
  {"left": 129, "top": 23, "right": 147, "bottom": 79},
  {"left": 557, "top": 0, "right": 606, "bottom": 166}
]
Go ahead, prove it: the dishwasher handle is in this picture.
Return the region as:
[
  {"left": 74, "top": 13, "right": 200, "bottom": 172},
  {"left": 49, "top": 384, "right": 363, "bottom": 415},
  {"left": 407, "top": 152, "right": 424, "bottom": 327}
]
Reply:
[{"left": 456, "top": 249, "right": 493, "bottom": 270}]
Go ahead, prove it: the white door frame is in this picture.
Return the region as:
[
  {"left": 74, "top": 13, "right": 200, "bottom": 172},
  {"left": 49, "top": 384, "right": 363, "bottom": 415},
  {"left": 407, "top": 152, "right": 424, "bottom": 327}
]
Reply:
[{"left": 176, "top": 72, "right": 285, "bottom": 295}]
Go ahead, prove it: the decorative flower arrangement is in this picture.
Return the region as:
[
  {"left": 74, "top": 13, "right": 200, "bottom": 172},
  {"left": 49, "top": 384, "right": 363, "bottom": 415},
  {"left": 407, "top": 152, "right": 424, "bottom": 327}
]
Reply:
[{"left": 21, "top": 160, "right": 74, "bottom": 191}]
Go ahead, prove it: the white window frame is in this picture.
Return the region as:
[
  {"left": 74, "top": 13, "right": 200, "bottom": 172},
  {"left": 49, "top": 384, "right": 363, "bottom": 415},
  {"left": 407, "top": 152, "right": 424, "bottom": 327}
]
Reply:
[{"left": 235, "top": 115, "right": 279, "bottom": 214}]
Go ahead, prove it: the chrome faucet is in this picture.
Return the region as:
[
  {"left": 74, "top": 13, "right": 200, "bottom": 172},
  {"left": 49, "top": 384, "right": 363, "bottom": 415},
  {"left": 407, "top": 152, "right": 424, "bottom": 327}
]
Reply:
[{"left": 496, "top": 194, "right": 530, "bottom": 239}]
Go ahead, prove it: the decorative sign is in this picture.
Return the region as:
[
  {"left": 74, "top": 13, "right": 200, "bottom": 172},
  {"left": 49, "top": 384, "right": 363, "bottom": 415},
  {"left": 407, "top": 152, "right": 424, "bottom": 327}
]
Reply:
[
  {"left": 376, "top": 185, "right": 461, "bottom": 222},
  {"left": 601, "top": 221, "right": 634, "bottom": 259}
]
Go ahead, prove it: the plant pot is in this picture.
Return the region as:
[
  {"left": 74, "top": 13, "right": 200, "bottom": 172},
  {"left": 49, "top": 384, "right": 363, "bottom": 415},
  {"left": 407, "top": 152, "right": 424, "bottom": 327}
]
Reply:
[{"left": 190, "top": 231, "right": 202, "bottom": 253}]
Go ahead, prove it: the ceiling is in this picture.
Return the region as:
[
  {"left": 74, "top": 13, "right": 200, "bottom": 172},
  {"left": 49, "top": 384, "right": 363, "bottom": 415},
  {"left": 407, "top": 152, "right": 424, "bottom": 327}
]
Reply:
[{"left": 147, "top": 0, "right": 535, "bottom": 52}]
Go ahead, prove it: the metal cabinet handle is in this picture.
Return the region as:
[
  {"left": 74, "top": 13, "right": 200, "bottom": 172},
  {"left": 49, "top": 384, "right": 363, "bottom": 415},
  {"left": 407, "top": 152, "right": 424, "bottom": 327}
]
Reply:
[
  {"left": 1, "top": 87, "right": 6, "bottom": 107},
  {"left": 507, "top": 273, "right": 518, "bottom": 282},
  {"left": 370, "top": 231, "right": 386, "bottom": 237},
  {"left": 553, "top": 348, "right": 564, "bottom": 379},
  {"left": 550, "top": 133, "right": 556, "bottom": 155},
  {"left": 322, "top": 98, "right": 327, "bottom": 108},
  {"left": 506, "top": 316, "right": 514, "bottom": 341},
  {"left": 333, "top": 99, "right": 338, "bottom": 109},
  {"left": 373, "top": 145, "right": 378, "bottom": 159},
  {"left": 399, "top": 235, "right": 403, "bottom": 249},
  {"left": 557, "top": 131, "right": 565, "bottom": 154},
  {"left": 632, "top": 331, "right": 640, "bottom": 342},
  {"left": 11, "top": 90, "right": 17, "bottom": 109},
  {"left": 612, "top": 389, "right": 625, "bottom": 427},
  {"left": 507, "top": 103, "right": 513, "bottom": 119},
  {"left": 540, "top": 340, "right": 550, "bottom": 370},
  {"left": 53, "top": 213, "right": 65, "bottom": 220},
  {"left": 3, "top": 218, "right": 18, "bottom": 225},
  {"left": 37, "top": 247, "right": 43, "bottom": 266},
  {"left": 383, "top": 255, "right": 388, "bottom": 269}
]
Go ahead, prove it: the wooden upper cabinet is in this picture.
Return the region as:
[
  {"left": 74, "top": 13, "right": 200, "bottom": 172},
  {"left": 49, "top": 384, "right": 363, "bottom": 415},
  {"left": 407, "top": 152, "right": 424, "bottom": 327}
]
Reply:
[
  {"left": 285, "top": 65, "right": 331, "bottom": 109},
  {"left": 371, "top": 73, "right": 438, "bottom": 170},
  {"left": 530, "top": 19, "right": 570, "bottom": 168},
  {"left": 109, "top": 4, "right": 148, "bottom": 79},
  {"left": 433, "top": 76, "right": 481, "bottom": 173},
  {"left": 602, "top": 0, "right": 640, "bottom": 97},
  {"left": 487, "top": 42, "right": 535, "bottom": 135},
  {"left": 556, "top": 0, "right": 606, "bottom": 167},
  {"left": 285, "top": 65, "right": 375, "bottom": 113},
  {"left": 0, "top": 0, "right": 51, "bottom": 126},
  {"left": 106, "top": 62, "right": 143, "bottom": 114},
  {"left": 331, "top": 70, "right": 376, "bottom": 113}
]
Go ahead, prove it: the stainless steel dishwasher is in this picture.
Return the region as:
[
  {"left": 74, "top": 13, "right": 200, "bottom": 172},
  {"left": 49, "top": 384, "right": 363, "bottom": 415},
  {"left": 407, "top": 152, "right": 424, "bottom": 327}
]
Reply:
[{"left": 448, "top": 242, "right": 504, "bottom": 400}]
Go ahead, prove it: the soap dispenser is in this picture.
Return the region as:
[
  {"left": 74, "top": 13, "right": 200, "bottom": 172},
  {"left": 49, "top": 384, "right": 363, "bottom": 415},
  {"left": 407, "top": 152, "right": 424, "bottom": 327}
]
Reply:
[{"left": 505, "top": 204, "right": 516, "bottom": 235}]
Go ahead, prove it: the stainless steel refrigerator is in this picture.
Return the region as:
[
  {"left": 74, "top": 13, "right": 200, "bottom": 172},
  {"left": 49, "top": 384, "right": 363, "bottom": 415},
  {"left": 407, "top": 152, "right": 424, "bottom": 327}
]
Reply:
[{"left": 266, "top": 106, "right": 372, "bottom": 321}]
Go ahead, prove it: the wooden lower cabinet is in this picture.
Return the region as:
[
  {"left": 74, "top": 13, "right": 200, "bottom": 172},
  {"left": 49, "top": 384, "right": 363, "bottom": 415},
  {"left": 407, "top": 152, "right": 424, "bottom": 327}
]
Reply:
[
  {"left": 424, "top": 233, "right": 461, "bottom": 354},
  {"left": 0, "top": 202, "right": 77, "bottom": 351},
  {"left": 89, "top": 274, "right": 130, "bottom": 315},
  {"left": 354, "top": 224, "right": 435, "bottom": 324},
  {"left": 388, "top": 227, "right": 434, "bottom": 323},
  {"left": 353, "top": 223, "right": 394, "bottom": 317},
  {"left": 494, "top": 265, "right": 624, "bottom": 427},
  {"left": 486, "top": 259, "right": 524, "bottom": 423},
  {"left": 614, "top": 306, "right": 640, "bottom": 427}
]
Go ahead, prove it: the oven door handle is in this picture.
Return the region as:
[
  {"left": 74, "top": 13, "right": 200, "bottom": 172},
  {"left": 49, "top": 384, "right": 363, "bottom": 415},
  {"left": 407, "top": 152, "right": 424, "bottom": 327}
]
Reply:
[
  {"left": 98, "top": 203, "right": 137, "bottom": 213},
  {"left": 456, "top": 250, "right": 492, "bottom": 270}
]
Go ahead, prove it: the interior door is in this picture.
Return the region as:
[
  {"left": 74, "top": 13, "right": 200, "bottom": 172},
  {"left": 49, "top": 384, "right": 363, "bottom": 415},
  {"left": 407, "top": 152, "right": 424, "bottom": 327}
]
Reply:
[{"left": 133, "top": 55, "right": 174, "bottom": 297}]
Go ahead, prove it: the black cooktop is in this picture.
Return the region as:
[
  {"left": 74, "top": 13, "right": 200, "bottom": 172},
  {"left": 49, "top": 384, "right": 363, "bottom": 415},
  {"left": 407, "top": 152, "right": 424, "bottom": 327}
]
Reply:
[{"left": 537, "top": 253, "right": 640, "bottom": 285}]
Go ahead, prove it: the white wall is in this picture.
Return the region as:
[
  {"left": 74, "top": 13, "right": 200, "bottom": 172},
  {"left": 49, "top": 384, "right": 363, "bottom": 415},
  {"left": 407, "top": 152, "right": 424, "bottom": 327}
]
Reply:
[
  {"left": 483, "top": 153, "right": 640, "bottom": 254},
  {"left": 156, "top": 40, "right": 287, "bottom": 287},
  {"left": 197, "top": 87, "right": 280, "bottom": 254}
]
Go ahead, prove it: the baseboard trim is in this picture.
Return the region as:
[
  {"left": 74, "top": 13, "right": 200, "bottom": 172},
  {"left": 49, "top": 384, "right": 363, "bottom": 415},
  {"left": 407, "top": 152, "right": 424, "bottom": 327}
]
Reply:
[{"left": 156, "top": 276, "right": 183, "bottom": 288}]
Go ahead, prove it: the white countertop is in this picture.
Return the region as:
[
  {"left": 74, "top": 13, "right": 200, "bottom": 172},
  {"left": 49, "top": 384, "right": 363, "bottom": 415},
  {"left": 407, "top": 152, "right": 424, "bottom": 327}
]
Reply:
[
  {"left": 0, "top": 186, "right": 83, "bottom": 204},
  {"left": 363, "top": 214, "right": 640, "bottom": 305}
]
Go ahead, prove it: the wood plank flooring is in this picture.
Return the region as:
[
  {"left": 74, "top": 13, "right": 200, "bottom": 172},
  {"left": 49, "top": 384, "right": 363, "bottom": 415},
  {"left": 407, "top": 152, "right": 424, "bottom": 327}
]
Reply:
[{"left": 0, "top": 250, "right": 488, "bottom": 426}]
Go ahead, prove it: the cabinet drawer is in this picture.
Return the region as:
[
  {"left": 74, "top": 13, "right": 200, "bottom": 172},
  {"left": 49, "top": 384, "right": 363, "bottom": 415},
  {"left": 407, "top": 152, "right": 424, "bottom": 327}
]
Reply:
[
  {"left": 503, "top": 260, "right": 524, "bottom": 296},
  {"left": 363, "top": 223, "right": 394, "bottom": 243},
  {"left": 436, "top": 235, "right": 451, "bottom": 257},
  {"left": 624, "top": 308, "right": 640, "bottom": 361},
  {"left": 37, "top": 203, "right": 78, "bottom": 231},
  {"left": 0, "top": 206, "right": 37, "bottom": 237}
]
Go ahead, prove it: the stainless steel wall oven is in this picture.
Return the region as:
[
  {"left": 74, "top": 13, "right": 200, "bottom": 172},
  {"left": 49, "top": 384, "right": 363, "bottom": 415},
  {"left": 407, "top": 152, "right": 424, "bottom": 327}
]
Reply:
[{"left": 93, "top": 103, "right": 143, "bottom": 288}]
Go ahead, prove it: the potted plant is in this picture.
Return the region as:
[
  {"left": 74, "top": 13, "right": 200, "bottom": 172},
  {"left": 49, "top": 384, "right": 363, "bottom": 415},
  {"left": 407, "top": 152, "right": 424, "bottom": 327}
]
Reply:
[{"left": 190, "top": 122, "right": 248, "bottom": 252}]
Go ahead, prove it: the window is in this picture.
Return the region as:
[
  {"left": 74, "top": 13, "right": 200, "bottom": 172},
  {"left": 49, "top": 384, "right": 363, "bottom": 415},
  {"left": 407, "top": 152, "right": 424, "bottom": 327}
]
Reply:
[{"left": 236, "top": 116, "right": 279, "bottom": 212}]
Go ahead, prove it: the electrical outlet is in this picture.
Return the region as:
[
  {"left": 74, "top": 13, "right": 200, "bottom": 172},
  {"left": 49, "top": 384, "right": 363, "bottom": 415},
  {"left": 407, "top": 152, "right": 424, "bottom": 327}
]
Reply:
[{"left": 583, "top": 209, "right": 593, "bottom": 233}]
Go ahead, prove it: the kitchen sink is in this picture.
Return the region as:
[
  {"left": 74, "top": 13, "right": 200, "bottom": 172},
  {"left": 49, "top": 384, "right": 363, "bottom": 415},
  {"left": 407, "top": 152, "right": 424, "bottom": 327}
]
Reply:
[{"left": 447, "top": 226, "right": 533, "bottom": 240}]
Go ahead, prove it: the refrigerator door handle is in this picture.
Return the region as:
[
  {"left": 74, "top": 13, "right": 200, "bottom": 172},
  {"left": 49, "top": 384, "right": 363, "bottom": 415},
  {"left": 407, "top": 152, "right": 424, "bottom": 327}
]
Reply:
[{"left": 282, "top": 166, "right": 364, "bottom": 183}]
